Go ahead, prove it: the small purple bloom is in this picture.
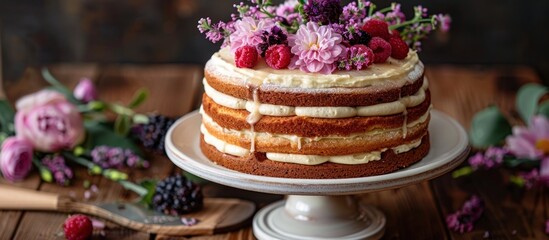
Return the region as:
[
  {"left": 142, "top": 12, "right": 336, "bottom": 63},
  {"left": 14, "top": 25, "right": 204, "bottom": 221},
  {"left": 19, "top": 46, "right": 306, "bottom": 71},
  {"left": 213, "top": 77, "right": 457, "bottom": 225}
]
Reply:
[
  {"left": 41, "top": 154, "right": 73, "bottom": 186},
  {"left": 73, "top": 78, "right": 98, "bottom": 103},
  {"left": 304, "top": 0, "right": 343, "bottom": 25},
  {"left": 446, "top": 195, "right": 484, "bottom": 233},
  {"left": 520, "top": 169, "right": 540, "bottom": 189},
  {"left": 436, "top": 14, "right": 452, "bottom": 32},
  {"left": 545, "top": 219, "right": 549, "bottom": 235}
]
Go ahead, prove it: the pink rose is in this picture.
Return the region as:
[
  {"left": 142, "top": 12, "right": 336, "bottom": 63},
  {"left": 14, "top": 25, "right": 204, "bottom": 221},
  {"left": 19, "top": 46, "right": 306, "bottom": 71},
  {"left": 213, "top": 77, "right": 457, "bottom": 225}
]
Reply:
[
  {"left": 73, "top": 78, "right": 98, "bottom": 103},
  {"left": 15, "top": 90, "right": 85, "bottom": 152},
  {"left": 0, "top": 137, "right": 33, "bottom": 182}
]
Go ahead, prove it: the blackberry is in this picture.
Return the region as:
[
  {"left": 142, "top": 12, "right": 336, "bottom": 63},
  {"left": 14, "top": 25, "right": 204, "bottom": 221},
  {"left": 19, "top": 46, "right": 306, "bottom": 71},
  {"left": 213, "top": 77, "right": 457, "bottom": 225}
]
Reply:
[
  {"left": 133, "top": 114, "right": 175, "bottom": 152},
  {"left": 152, "top": 175, "right": 203, "bottom": 215},
  {"left": 349, "top": 30, "right": 372, "bottom": 46}
]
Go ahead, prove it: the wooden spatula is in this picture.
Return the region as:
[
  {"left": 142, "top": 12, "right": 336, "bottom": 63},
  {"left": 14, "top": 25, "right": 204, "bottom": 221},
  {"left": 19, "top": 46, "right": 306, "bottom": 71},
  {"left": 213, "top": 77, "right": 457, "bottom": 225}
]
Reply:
[{"left": 0, "top": 184, "right": 255, "bottom": 235}]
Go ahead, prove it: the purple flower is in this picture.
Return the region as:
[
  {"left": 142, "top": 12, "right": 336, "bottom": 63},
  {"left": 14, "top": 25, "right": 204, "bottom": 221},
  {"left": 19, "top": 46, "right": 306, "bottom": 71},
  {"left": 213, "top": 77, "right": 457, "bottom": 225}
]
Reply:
[
  {"left": 520, "top": 169, "right": 540, "bottom": 189},
  {"left": 258, "top": 26, "right": 288, "bottom": 57},
  {"left": 41, "top": 154, "right": 73, "bottom": 186},
  {"left": 436, "top": 14, "right": 452, "bottom": 32},
  {"left": 275, "top": 0, "right": 301, "bottom": 24},
  {"left": 304, "top": 0, "right": 343, "bottom": 25},
  {"left": 468, "top": 147, "right": 507, "bottom": 170},
  {"left": 288, "top": 22, "right": 346, "bottom": 74},
  {"left": 73, "top": 78, "right": 97, "bottom": 103},
  {"left": 446, "top": 195, "right": 484, "bottom": 233},
  {"left": 446, "top": 211, "right": 474, "bottom": 233},
  {"left": 506, "top": 115, "right": 549, "bottom": 160},
  {"left": 0, "top": 137, "right": 33, "bottom": 182},
  {"left": 230, "top": 17, "right": 275, "bottom": 53},
  {"left": 384, "top": 3, "right": 406, "bottom": 26},
  {"left": 91, "top": 146, "right": 149, "bottom": 169},
  {"left": 338, "top": 44, "right": 373, "bottom": 70},
  {"left": 197, "top": 18, "right": 234, "bottom": 45}
]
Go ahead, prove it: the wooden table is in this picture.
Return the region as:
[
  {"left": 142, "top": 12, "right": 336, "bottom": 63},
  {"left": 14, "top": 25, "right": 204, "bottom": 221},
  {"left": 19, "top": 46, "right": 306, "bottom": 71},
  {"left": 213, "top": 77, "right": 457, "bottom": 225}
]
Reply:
[{"left": 0, "top": 64, "right": 545, "bottom": 239}]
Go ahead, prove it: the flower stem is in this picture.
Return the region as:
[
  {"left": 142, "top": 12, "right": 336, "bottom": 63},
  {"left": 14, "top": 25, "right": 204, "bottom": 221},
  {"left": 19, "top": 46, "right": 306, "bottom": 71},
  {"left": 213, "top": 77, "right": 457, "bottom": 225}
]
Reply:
[
  {"left": 119, "top": 180, "right": 148, "bottom": 197},
  {"left": 63, "top": 152, "right": 102, "bottom": 175},
  {"left": 389, "top": 18, "right": 435, "bottom": 30},
  {"left": 32, "top": 158, "right": 52, "bottom": 183}
]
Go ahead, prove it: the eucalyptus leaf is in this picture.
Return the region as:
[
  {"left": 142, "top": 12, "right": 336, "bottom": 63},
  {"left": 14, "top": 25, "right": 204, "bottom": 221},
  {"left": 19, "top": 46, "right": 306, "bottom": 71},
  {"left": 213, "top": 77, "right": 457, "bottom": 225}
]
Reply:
[
  {"left": 516, "top": 83, "right": 547, "bottom": 123},
  {"left": 133, "top": 114, "right": 149, "bottom": 125},
  {"left": 470, "top": 106, "right": 512, "bottom": 148},
  {"left": 0, "top": 100, "right": 15, "bottom": 135},
  {"left": 114, "top": 114, "right": 131, "bottom": 136},
  {"left": 84, "top": 121, "right": 142, "bottom": 156},
  {"left": 538, "top": 101, "right": 549, "bottom": 119},
  {"left": 128, "top": 89, "right": 149, "bottom": 109}
]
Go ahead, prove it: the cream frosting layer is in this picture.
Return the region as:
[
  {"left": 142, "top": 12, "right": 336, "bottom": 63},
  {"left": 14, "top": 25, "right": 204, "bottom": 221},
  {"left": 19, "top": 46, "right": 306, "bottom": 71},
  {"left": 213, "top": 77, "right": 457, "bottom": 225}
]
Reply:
[
  {"left": 200, "top": 123, "right": 424, "bottom": 165},
  {"left": 200, "top": 108, "right": 430, "bottom": 148},
  {"left": 205, "top": 47, "right": 424, "bottom": 89},
  {"left": 204, "top": 78, "right": 429, "bottom": 118}
]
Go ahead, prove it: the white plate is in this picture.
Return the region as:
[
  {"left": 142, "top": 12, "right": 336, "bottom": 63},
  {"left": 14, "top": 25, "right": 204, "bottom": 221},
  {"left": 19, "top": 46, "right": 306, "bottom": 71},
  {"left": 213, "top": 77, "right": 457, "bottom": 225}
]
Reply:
[{"left": 165, "top": 110, "right": 470, "bottom": 195}]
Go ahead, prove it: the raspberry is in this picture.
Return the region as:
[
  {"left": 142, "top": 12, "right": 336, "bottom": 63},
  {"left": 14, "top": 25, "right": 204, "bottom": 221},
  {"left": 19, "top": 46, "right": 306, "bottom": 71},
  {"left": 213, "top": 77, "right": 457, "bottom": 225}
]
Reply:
[
  {"left": 265, "top": 44, "right": 292, "bottom": 69},
  {"left": 235, "top": 46, "right": 258, "bottom": 68},
  {"left": 361, "top": 19, "right": 391, "bottom": 40},
  {"left": 389, "top": 37, "right": 409, "bottom": 60},
  {"left": 367, "top": 37, "right": 392, "bottom": 63},
  {"left": 63, "top": 214, "right": 93, "bottom": 240},
  {"left": 391, "top": 29, "right": 401, "bottom": 38}
]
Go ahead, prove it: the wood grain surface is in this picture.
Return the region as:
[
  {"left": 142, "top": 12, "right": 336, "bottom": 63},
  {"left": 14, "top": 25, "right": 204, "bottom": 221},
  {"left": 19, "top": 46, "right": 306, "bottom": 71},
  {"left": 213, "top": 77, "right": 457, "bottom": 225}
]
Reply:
[{"left": 0, "top": 64, "right": 545, "bottom": 239}]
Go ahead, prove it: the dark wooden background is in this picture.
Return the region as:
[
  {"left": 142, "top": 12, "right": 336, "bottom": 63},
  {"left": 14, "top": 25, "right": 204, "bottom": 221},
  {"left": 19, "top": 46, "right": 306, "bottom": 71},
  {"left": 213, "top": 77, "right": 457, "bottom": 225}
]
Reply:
[{"left": 1, "top": 0, "right": 549, "bottom": 83}]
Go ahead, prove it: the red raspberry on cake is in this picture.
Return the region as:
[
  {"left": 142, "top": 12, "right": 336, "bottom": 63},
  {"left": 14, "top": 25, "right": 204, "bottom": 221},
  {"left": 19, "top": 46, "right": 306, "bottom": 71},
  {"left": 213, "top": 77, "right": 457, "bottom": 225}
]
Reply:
[
  {"left": 367, "top": 37, "right": 392, "bottom": 63},
  {"left": 265, "top": 44, "right": 292, "bottom": 69},
  {"left": 361, "top": 19, "right": 391, "bottom": 40},
  {"left": 391, "top": 29, "right": 401, "bottom": 38},
  {"left": 63, "top": 214, "right": 93, "bottom": 240},
  {"left": 389, "top": 37, "right": 409, "bottom": 60},
  {"left": 235, "top": 46, "right": 259, "bottom": 68}
]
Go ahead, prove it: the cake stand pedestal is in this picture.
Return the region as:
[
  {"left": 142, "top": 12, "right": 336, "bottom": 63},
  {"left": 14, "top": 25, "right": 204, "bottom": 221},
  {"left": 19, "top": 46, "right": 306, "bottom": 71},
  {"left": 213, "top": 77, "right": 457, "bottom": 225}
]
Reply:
[{"left": 165, "top": 110, "right": 470, "bottom": 240}]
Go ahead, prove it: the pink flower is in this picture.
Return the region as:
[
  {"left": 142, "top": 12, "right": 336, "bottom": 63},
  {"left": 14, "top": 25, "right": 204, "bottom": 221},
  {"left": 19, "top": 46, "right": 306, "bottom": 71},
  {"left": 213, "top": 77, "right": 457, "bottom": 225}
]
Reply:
[
  {"left": 288, "top": 22, "right": 346, "bottom": 74},
  {"left": 436, "top": 14, "right": 452, "bottom": 32},
  {"left": 0, "top": 137, "right": 33, "bottom": 182},
  {"left": 15, "top": 90, "right": 85, "bottom": 152},
  {"left": 506, "top": 115, "right": 549, "bottom": 159},
  {"left": 229, "top": 17, "right": 275, "bottom": 53},
  {"left": 73, "top": 78, "right": 98, "bottom": 103}
]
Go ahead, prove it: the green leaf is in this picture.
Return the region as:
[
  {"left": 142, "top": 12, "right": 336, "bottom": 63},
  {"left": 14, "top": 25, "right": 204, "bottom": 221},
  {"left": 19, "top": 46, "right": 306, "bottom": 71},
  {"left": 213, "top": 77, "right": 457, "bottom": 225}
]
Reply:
[
  {"left": 42, "top": 68, "right": 79, "bottom": 104},
  {"left": 452, "top": 166, "right": 474, "bottom": 178},
  {"left": 137, "top": 179, "right": 157, "bottom": 207},
  {"left": 132, "top": 114, "right": 149, "bottom": 125},
  {"left": 0, "top": 100, "right": 15, "bottom": 135},
  {"left": 470, "top": 106, "right": 512, "bottom": 148},
  {"left": 538, "top": 101, "right": 549, "bottom": 119},
  {"left": 503, "top": 156, "right": 540, "bottom": 169},
  {"left": 516, "top": 83, "right": 548, "bottom": 123},
  {"left": 84, "top": 121, "right": 142, "bottom": 156},
  {"left": 114, "top": 114, "right": 131, "bottom": 136},
  {"left": 128, "top": 89, "right": 149, "bottom": 109},
  {"left": 509, "top": 175, "right": 525, "bottom": 188}
]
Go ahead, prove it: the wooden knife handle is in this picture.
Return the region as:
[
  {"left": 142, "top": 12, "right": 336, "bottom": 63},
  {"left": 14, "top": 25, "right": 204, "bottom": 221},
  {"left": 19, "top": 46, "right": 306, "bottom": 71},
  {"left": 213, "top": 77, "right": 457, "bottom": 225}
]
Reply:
[{"left": 0, "top": 184, "right": 61, "bottom": 211}]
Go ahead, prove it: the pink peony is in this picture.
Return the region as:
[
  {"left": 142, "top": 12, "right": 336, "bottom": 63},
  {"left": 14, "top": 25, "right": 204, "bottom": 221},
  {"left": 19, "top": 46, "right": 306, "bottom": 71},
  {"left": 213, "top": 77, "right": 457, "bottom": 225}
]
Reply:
[
  {"left": 288, "top": 22, "right": 346, "bottom": 74},
  {"left": 0, "top": 137, "right": 33, "bottom": 182},
  {"left": 73, "top": 78, "right": 98, "bottom": 103},
  {"left": 15, "top": 90, "right": 85, "bottom": 152},
  {"left": 229, "top": 17, "right": 275, "bottom": 53}
]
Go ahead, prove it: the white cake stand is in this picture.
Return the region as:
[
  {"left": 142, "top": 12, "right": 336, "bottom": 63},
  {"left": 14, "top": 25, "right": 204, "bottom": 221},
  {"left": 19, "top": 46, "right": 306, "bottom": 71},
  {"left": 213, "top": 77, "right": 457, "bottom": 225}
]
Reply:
[{"left": 165, "top": 110, "right": 470, "bottom": 240}]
